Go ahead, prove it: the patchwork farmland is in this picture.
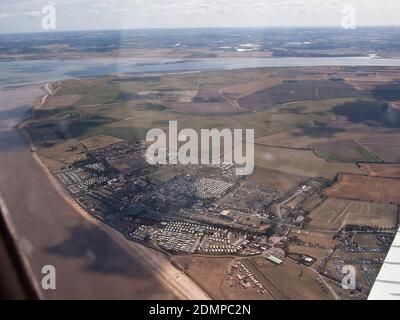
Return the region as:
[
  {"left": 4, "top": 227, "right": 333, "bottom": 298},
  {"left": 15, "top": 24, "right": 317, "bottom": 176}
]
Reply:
[{"left": 310, "top": 139, "right": 382, "bottom": 163}]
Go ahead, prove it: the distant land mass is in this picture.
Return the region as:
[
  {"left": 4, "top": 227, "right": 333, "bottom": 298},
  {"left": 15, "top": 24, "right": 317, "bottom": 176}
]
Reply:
[{"left": 2, "top": 27, "right": 400, "bottom": 62}]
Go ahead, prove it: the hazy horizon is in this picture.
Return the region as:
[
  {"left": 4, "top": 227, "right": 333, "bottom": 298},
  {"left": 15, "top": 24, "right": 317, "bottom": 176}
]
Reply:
[
  {"left": 1, "top": 0, "right": 400, "bottom": 34},
  {"left": 2, "top": 25, "right": 400, "bottom": 36}
]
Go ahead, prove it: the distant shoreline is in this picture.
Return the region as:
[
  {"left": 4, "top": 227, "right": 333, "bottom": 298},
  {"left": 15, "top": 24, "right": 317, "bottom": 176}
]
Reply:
[{"left": 3, "top": 56, "right": 400, "bottom": 89}]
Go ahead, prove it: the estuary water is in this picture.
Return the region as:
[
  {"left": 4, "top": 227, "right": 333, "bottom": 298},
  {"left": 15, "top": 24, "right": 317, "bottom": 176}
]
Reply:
[{"left": 2, "top": 56, "right": 400, "bottom": 87}]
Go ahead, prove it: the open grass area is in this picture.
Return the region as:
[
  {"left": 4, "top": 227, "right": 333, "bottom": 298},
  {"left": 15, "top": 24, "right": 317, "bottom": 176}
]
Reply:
[
  {"left": 242, "top": 257, "right": 334, "bottom": 300},
  {"left": 182, "top": 256, "right": 234, "bottom": 300},
  {"left": 253, "top": 144, "right": 361, "bottom": 179},
  {"left": 308, "top": 197, "right": 398, "bottom": 229},
  {"left": 245, "top": 167, "right": 305, "bottom": 193}
]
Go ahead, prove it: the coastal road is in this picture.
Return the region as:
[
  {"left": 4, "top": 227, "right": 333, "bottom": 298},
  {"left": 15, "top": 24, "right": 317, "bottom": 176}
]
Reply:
[{"left": 0, "top": 85, "right": 209, "bottom": 300}]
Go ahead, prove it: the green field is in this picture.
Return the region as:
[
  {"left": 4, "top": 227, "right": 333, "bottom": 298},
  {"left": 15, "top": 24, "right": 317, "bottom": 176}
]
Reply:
[{"left": 27, "top": 67, "right": 395, "bottom": 170}]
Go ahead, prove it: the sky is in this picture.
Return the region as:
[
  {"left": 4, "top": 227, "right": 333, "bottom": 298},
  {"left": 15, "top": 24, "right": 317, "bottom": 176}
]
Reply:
[{"left": 0, "top": 0, "right": 400, "bottom": 33}]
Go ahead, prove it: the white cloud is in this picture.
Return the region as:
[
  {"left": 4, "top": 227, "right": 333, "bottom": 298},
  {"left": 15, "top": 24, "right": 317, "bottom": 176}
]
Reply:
[
  {"left": 0, "top": 11, "right": 41, "bottom": 19},
  {"left": 1, "top": 0, "right": 400, "bottom": 32}
]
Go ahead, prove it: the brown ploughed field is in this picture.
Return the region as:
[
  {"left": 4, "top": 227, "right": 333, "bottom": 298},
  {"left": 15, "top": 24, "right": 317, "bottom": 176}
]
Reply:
[{"left": 324, "top": 174, "right": 400, "bottom": 204}]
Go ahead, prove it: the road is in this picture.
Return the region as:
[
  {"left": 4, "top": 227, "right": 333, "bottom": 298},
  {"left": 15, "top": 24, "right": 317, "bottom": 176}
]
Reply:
[
  {"left": 0, "top": 84, "right": 209, "bottom": 300},
  {"left": 276, "top": 189, "right": 304, "bottom": 220},
  {"left": 222, "top": 94, "right": 244, "bottom": 111}
]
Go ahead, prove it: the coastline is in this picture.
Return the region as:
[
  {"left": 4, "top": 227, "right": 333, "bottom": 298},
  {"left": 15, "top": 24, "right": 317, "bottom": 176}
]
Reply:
[{"left": 15, "top": 82, "right": 210, "bottom": 300}]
